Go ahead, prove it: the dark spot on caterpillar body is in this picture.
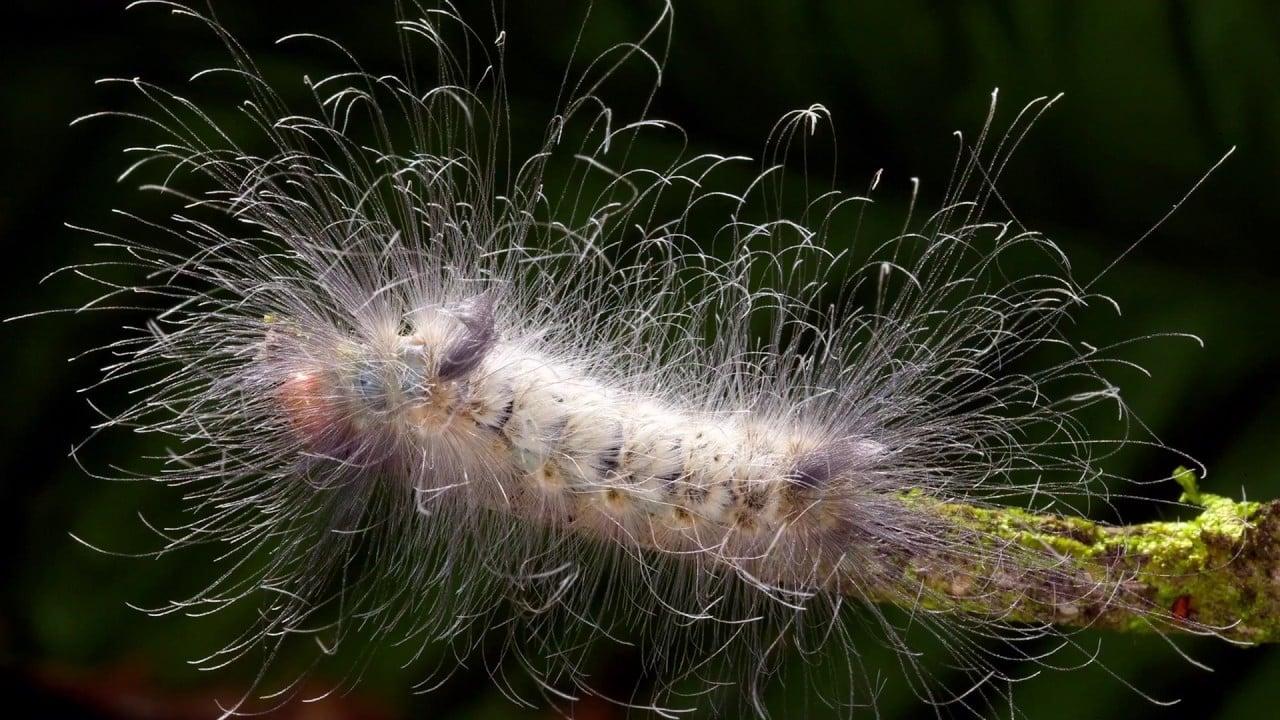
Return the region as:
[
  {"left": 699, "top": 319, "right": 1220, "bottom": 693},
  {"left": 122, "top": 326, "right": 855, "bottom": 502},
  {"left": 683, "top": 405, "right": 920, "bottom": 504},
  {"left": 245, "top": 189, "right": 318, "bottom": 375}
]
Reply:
[
  {"left": 493, "top": 399, "right": 515, "bottom": 430},
  {"left": 684, "top": 485, "right": 709, "bottom": 504},
  {"left": 786, "top": 441, "right": 864, "bottom": 490},
  {"left": 742, "top": 487, "right": 768, "bottom": 511},
  {"left": 598, "top": 443, "right": 622, "bottom": 474},
  {"left": 657, "top": 469, "right": 685, "bottom": 490},
  {"left": 438, "top": 293, "right": 497, "bottom": 380}
]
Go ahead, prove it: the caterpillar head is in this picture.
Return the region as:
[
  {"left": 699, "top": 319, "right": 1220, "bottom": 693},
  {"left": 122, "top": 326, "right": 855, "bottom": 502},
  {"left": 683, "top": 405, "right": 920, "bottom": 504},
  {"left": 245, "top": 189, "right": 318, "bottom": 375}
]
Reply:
[{"left": 272, "top": 293, "right": 499, "bottom": 448}]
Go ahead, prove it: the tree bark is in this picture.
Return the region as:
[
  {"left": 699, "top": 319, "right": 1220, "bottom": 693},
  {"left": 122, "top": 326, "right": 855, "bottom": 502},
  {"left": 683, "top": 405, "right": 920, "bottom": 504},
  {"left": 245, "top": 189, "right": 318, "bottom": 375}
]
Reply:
[{"left": 888, "top": 469, "right": 1280, "bottom": 643}]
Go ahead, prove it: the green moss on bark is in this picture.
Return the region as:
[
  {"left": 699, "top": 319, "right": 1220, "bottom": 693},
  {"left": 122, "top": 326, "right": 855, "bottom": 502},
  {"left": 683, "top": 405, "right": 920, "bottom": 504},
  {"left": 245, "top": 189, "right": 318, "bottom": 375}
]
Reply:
[{"left": 887, "top": 470, "right": 1279, "bottom": 642}]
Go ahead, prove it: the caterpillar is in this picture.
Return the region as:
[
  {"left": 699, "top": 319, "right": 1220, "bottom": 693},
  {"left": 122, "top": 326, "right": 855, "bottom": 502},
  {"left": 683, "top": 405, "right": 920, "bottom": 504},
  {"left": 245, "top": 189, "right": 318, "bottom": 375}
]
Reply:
[{"left": 46, "top": 1, "right": 1230, "bottom": 717}]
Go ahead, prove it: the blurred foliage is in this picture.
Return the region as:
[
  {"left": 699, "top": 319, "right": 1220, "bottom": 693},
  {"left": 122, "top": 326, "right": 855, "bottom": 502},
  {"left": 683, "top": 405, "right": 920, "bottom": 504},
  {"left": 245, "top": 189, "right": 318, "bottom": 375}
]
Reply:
[{"left": 2, "top": 0, "right": 1278, "bottom": 717}]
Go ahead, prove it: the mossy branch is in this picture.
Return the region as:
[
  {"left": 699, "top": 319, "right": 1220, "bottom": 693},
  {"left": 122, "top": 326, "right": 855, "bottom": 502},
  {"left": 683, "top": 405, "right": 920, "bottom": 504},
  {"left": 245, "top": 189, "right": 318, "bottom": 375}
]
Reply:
[{"left": 888, "top": 469, "right": 1280, "bottom": 643}]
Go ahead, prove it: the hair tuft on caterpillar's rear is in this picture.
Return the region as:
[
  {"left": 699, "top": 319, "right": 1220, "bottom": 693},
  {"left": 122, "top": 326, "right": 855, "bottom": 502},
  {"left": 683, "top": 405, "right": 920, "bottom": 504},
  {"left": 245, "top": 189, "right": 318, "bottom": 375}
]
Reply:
[{"left": 61, "top": 1, "right": 1214, "bottom": 716}]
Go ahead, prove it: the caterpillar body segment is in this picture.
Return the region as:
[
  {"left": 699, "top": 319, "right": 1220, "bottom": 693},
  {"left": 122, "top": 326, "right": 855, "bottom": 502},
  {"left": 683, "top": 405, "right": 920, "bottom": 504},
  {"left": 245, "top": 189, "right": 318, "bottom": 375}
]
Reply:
[{"left": 273, "top": 306, "right": 898, "bottom": 596}]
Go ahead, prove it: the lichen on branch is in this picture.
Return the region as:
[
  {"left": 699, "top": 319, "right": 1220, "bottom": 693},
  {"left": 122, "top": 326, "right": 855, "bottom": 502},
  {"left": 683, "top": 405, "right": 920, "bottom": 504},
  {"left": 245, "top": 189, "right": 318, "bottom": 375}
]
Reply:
[{"left": 890, "top": 469, "right": 1280, "bottom": 643}]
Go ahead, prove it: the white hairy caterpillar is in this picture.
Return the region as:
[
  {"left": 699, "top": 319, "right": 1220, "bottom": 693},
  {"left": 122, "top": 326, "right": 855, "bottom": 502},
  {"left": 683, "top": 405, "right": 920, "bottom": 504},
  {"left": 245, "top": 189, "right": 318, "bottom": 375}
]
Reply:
[{"left": 47, "top": 0, "right": 1233, "bottom": 717}]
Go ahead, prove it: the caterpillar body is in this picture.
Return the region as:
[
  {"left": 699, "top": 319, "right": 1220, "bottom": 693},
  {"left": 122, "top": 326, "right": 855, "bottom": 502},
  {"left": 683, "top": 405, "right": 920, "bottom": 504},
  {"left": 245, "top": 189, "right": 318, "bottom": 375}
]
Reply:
[
  {"left": 55, "top": 1, "right": 1218, "bottom": 717},
  {"left": 274, "top": 295, "right": 887, "bottom": 569}
]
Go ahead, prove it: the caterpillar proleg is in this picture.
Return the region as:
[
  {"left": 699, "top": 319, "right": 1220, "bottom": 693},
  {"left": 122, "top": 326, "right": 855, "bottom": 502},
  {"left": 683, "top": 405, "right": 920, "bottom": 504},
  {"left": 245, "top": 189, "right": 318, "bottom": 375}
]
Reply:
[{"left": 47, "top": 1, "right": 1241, "bottom": 717}]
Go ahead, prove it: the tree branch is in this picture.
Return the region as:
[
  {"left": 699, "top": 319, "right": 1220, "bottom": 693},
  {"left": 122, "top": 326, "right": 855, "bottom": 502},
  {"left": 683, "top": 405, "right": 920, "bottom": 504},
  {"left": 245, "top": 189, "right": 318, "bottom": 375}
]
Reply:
[{"left": 890, "top": 469, "right": 1280, "bottom": 643}]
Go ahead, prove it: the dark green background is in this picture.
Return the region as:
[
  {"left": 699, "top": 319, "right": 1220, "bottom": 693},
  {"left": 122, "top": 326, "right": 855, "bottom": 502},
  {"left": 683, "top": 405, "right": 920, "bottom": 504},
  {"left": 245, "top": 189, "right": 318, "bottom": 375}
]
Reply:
[{"left": 2, "top": 1, "right": 1278, "bottom": 717}]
